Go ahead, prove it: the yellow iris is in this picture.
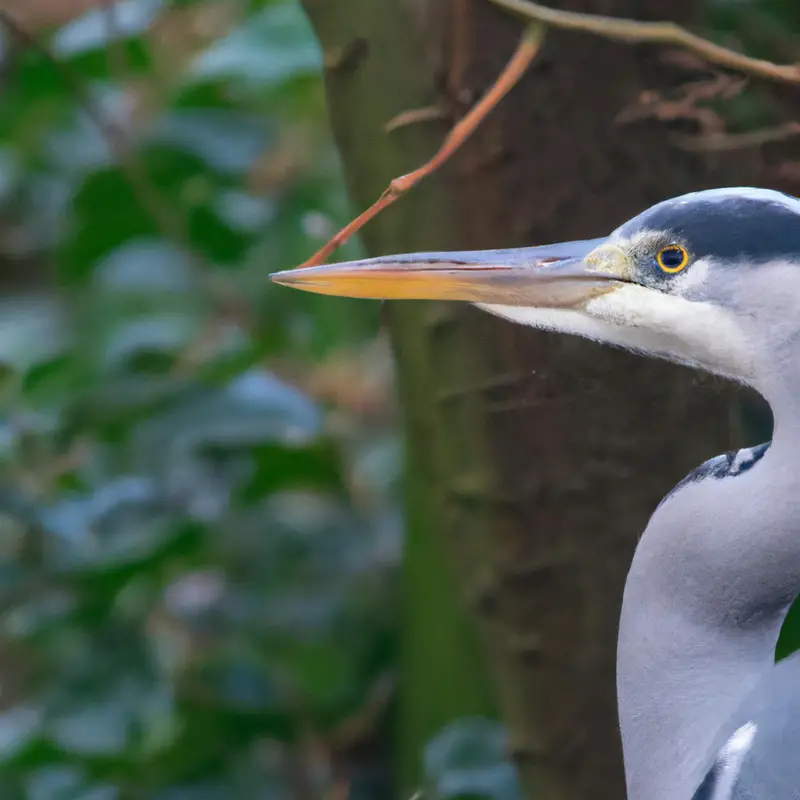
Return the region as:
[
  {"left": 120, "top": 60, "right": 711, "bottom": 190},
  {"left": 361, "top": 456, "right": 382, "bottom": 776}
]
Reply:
[{"left": 656, "top": 245, "right": 689, "bottom": 274}]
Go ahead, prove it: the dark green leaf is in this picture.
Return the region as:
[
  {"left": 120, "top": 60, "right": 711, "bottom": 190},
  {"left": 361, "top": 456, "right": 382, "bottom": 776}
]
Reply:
[{"left": 424, "top": 719, "right": 521, "bottom": 800}]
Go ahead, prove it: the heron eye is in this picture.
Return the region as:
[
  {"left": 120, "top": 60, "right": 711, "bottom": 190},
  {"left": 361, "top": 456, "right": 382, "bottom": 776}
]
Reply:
[{"left": 656, "top": 245, "right": 689, "bottom": 274}]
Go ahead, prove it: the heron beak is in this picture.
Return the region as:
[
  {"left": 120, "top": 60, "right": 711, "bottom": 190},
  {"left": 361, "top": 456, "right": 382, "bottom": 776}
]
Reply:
[{"left": 270, "top": 238, "right": 631, "bottom": 308}]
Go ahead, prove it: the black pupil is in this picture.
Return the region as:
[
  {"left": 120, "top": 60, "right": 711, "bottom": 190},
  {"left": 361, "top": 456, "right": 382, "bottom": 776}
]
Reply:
[{"left": 660, "top": 248, "right": 684, "bottom": 268}]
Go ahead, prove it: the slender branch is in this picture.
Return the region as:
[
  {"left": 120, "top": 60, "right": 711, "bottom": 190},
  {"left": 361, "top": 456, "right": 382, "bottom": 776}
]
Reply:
[
  {"left": 616, "top": 74, "right": 746, "bottom": 126},
  {"left": 299, "top": 22, "right": 546, "bottom": 268},
  {"left": 488, "top": 0, "right": 800, "bottom": 84},
  {"left": 674, "top": 121, "right": 800, "bottom": 152},
  {"left": 385, "top": 105, "right": 448, "bottom": 132}
]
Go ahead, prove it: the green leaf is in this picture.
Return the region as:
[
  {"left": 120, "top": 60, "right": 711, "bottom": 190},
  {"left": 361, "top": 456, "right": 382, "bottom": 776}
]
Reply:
[
  {"left": 149, "top": 110, "right": 272, "bottom": 177},
  {"left": 100, "top": 315, "right": 200, "bottom": 370},
  {"left": 39, "top": 476, "right": 180, "bottom": 571},
  {"left": 48, "top": 698, "right": 129, "bottom": 757},
  {"left": 25, "top": 766, "right": 118, "bottom": 800},
  {"left": 0, "top": 295, "right": 68, "bottom": 371},
  {"left": 134, "top": 369, "right": 323, "bottom": 461},
  {"left": 186, "top": 4, "right": 321, "bottom": 87},
  {"left": 52, "top": 0, "right": 165, "bottom": 58},
  {"left": 92, "top": 238, "right": 195, "bottom": 292},
  {"left": 0, "top": 705, "right": 43, "bottom": 761},
  {"left": 424, "top": 718, "right": 522, "bottom": 800},
  {"left": 213, "top": 190, "right": 275, "bottom": 234}
]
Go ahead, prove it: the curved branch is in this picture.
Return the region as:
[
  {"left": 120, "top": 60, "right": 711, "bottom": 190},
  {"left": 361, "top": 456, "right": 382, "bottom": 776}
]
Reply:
[{"left": 489, "top": 0, "right": 800, "bottom": 84}]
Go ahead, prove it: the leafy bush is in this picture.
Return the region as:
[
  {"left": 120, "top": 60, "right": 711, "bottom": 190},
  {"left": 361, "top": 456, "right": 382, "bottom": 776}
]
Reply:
[{"left": 0, "top": 1, "right": 400, "bottom": 796}]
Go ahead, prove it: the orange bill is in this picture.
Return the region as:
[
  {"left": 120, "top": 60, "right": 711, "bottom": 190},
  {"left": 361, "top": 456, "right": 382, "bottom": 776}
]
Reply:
[{"left": 271, "top": 238, "right": 630, "bottom": 308}]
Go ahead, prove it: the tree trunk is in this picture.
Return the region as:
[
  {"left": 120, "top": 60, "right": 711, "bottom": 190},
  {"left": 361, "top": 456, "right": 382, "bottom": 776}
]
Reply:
[{"left": 300, "top": 1, "right": 761, "bottom": 798}]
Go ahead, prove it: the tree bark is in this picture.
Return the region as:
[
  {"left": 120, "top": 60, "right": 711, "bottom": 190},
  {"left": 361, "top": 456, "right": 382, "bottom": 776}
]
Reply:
[{"left": 300, "top": 1, "right": 761, "bottom": 798}]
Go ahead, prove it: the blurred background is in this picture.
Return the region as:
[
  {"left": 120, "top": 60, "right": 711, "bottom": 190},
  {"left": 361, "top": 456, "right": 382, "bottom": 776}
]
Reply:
[
  {"left": 0, "top": 2, "right": 404, "bottom": 798},
  {"left": 0, "top": 1, "right": 797, "bottom": 799}
]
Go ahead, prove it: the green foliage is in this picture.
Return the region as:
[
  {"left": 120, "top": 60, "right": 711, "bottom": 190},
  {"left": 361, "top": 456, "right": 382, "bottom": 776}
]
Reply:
[
  {"left": 423, "top": 719, "right": 521, "bottom": 800},
  {"left": 0, "top": 1, "right": 397, "bottom": 796}
]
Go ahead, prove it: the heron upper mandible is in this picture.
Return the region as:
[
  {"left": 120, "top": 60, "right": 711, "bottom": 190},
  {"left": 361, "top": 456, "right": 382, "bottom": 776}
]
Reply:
[{"left": 272, "top": 186, "right": 800, "bottom": 800}]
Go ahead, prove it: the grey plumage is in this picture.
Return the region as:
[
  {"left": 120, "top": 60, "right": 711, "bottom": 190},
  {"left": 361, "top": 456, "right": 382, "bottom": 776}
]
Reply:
[
  {"left": 692, "top": 655, "right": 800, "bottom": 799},
  {"left": 692, "top": 721, "right": 758, "bottom": 800}
]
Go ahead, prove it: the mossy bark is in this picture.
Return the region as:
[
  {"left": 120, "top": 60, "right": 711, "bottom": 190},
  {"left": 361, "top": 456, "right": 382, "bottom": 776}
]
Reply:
[{"left": 300, "top": 1, "right": 761, "bottom": 798}]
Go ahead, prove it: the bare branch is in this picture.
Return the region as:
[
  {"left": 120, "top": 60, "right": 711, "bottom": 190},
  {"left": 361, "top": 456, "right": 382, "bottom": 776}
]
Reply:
[
  {"left": 385, "top": 106, "right": 448, "bottom": 132},
  {"left": 615, "top": 74, "right": 746, "bottom": 135},
  {"left": 674, "top": 122, "right": 800, "bottom": 152},
  {"left": 489, "top": 0, "right": 800, "bottom": 84},
  {"left": 298, "top": 22, "right": 546, "bottom": 268}
]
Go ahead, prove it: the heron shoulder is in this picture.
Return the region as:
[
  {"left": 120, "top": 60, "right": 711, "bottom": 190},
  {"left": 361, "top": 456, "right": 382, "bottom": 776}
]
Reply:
[{"left": 658, "top": 442, "right": 770, "bottom": 511}]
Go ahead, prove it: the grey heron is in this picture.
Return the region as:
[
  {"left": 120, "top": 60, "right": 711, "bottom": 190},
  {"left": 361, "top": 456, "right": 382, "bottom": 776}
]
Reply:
[{"left": 271, "top": 186, "right": 800, "bottom": 799}]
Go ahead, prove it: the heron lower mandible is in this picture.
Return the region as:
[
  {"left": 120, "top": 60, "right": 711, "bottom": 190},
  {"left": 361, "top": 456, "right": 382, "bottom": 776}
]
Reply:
[{"left": 272, "top": 187, "right": 800, "bottom": 800}]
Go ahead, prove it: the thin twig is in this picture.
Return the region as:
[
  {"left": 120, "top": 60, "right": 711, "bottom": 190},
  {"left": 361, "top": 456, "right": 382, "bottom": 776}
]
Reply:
[
  {"left": 617, "top": 73, "right": 746, "bottom": 123},
  {"left": 385, "top": 106, "right": 448, "bottom": 132},
  {"left": 299, "top": 22, "right": 546, "bottom": 268},
  {"left": 615, "top": 74, "right": 747, "bottom": 136},
  {"left": 488, "top": 0, "right": 800, "bottom": 84},
  {"left": 674, "top": 121, "right": 800, "bottom": 152}
]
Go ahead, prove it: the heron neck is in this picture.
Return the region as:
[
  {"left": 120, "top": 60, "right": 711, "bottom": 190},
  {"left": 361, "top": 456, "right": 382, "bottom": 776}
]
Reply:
[{"left": 616, "top": 425, "right": 800, "bottom": 800}]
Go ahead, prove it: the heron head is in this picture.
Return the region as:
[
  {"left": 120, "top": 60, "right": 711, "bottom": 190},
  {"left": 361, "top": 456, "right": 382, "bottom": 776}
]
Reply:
[{"left": 272, "top": 187, "right": 800, "bottom": 389}]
